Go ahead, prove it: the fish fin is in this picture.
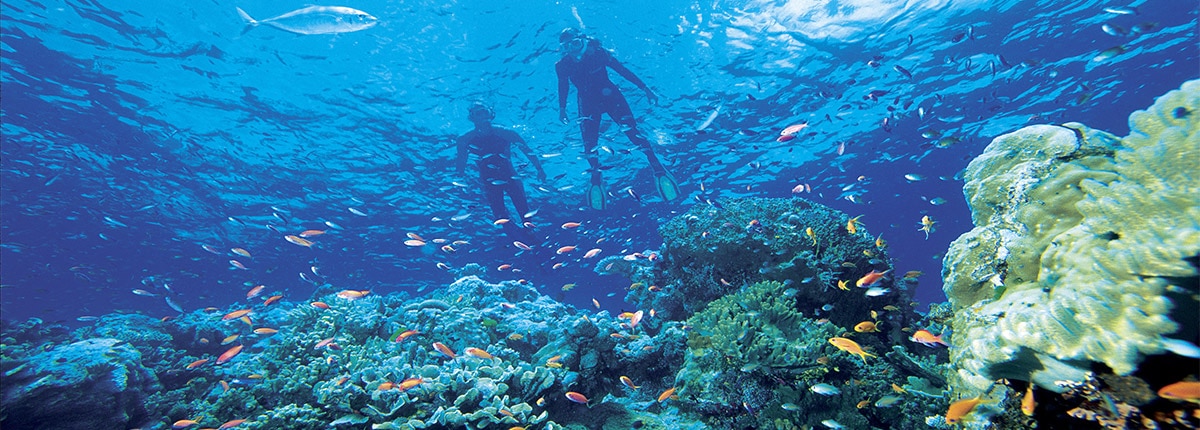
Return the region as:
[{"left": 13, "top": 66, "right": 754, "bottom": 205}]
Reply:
[
  {"left": 236, "top": 7, "right": 258, "bottom": 26},
  {"left": 654, "top": 171, "right": 680, "bottom": 201}
]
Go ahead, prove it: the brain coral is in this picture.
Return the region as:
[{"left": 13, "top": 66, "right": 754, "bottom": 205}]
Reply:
[{"left": 943, "top": 80, "right": 1199, "bottom": 394}]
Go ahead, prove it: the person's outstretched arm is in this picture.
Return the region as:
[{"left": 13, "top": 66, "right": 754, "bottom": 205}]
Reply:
[
  {"left": 605, "top": 52, "right": 658, "bottom": 105},
  {"left": 556, "top": 61, "right": 571, "bottom": 124},
  {"left": 511, "top": 132, "right": 547, "bottom": 182}
]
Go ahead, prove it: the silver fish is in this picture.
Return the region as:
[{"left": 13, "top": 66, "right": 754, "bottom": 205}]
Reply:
[
  {"left": 866, "top": 287, "right": 891, "bottom": 296},
  {"left": 165, "top": 296, "right": 184, "bottom": 313},
  {"left": 237, "top": 6, "right": 378, "bottom": 35},
  {"left": 810, "top": 383, "right": 840, "bottom": 395}
]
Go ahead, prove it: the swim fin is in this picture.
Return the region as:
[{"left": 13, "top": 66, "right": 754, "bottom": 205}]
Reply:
[
  {"left": 587, "top": 181, "right": 606, "bottom": 210},
  {"left": 655, "top": 171, "right": 680, "bottom": 201}
]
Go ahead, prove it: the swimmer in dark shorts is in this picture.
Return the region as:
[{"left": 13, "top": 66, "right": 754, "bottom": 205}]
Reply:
[
  {"left": 456, "top": 102, "right": 546, "bottom": 240},
  {"left": 555, "top": 27, "right": 679, "bottom": 210}
]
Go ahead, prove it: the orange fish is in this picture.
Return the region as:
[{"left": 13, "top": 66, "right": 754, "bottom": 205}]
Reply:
[
  {"left": 221, "top": 309, "right": 251, "bottom": 321},
  {"left": 657, "top": 387, "right": 677, "bottom": 402},
  {"left": 781, "top": 123, "right": 808, "bottom": 135},
  {"left": 218, "top": 419, "right": 247, "bottom": 429},
  {"left": 828, "top": 337, "right": 877, "bottom": 364},
  {"left": 592, "top": 298, "right": 601, "bottom": 308},
  {"left": 909, "top": 330, "right": 949, "bottom": 347},
  {"left": 310, "top": 301, "right": 330, "bottom": 309},
  {"left": 837, "top": 280, "right": 850, "bottom": 291},
  {"left": 629, "top": 310, "right": 644, "bottom": 329},
  {"left": 493, "top": 218, "right": 511, "bottom": 225},
  {"left": 299, "top": 229, "right": 325, "bottom": 237},
  {"left": 565, "top": 391, "right": 589, "bottom": 404},
  {"left": 583, "top": 248, "right": 602, "bottom": 258},
  {"left": 221, "top": 334, "right": 240, "bottom": 345},
  {"left": 513, "top": 241, "right": 533, "bottom": 251},
  {"left": 314, "top": 338, "right": 335, "bottom": 349},
  {"left": 336, "top": 290, "right": 369, "bottom": 300},
  {"left": 464, "top": 347, "right": 494, "bottom": 360},
  {"left": 216, "top": 345, "right": 243, "bottom": 365},
  {"left": 398, "top": 377, "right": 423, "bottom": 391},
  {"left": 253, "top": 328, "right": 278, "bottom": 335},
  {"left": 173, "top": 420, "right": 200, "bottom": 429},
  {"left": 377, "top": 381, "right": 397, "bottom": 391},
  {"left": 854, "top": 321, "right": 879, "bottom": 333},
  {"left": 497, "top": 264, "right": 513, "bottom": 271},
  {"left": 856, "top": 270, "right": 889, "bottom": 288},
  {"left": 262, "top": 295, "right": 283, "bottom": 306},
  {"left": 394, "top": 329, "right": 420, "bottom": 342},
  {"left": 1021, "top": 386, "right": 1036, "bottom": 416},
  {"left": 776, "top": 133, "right": 796, "bottom": 143},
  {"left": 229, "top": 259, "right": 248, "bottom": 269},
  {"left": 284, "top": 235, "right": 314, "bottom": 247},
  {"left": 945, "top": 396, "right": 983, "bottom": 424},
  {"left": 432, "top": 342, "right": 456, "bottom": 359},
  {"left": 185, "top": 359, "right": 209, "bottom": 370},
  {"left": 1158, "top": 381, "right": 1200, "bottom": 403},
  {"left": 556, "top": 245, "right": 576, "bottom": 254},
  {"left": 231, "top": 248, "right": 251, "bottom": 258},
  {"left": 561, "top": 222, "right": 582, "bottom": 229},
  {"left": 846, "top": 215, "right": 864, "bottom": 234},
  {"left": 404, "top": 239, "right": 426, "bottom": 247},
  {"left": 220, "top": 380, "right": 230, "bottom": 392},
  {"left": 245, "top": 285, "right": 265, "bottom": 299},
  {"left": 620, "top": 376, "right": 640, "bottom": 390}
]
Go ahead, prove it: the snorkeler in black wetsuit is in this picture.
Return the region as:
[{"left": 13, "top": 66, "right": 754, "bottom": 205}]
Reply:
[
  {"left": 456, "top": 103, "right": 546, "bottom": 241},
  {"left": 555, "top": 27, "right": 679, "bottom": 210}
]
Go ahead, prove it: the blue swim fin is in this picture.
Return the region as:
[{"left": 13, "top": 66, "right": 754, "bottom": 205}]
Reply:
[
  {"left": 655, "top": 171, "right": 680, "bottom": 202},
  {"left": 587, "top": 181, "right": 606, "bottom": 210}
]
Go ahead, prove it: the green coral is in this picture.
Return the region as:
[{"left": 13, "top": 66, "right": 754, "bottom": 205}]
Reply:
[
  {"left": 943, "top": 80, "right": 1200, "bottom": 396},
  {"left": 682, "top": 281, "right": 834, "bottom": 371},
  {"left": 636, "top": 197, "right": 904, "bottom": 330},
  {"left": 674, "top": 280, "right": 849, "bottom": 428}
]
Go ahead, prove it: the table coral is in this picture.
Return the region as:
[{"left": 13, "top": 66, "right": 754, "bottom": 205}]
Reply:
[{"left": 943, "top": 80, "right": 1200, "bottom": 396}]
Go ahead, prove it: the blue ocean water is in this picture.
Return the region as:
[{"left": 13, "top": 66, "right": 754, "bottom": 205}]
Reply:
[{"left": 1, "top": 0, "right": 1196, "bottom": 327}]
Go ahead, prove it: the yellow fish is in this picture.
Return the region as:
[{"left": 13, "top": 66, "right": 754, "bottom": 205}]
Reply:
[
  {"left": 846, "top": 215, "right": 864, "bottom": 235},
  {"left": 918, "top": 215, "right": 936, "bottom": 239},
  {"left": 829, "top": 337, "right": 877, "bottom": 364},
  {"left": 854, "top": 321, "right": 879, "bottom": 333}
]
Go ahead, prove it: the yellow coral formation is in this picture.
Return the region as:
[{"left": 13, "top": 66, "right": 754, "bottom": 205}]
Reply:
[{"left": 944, "top": 80, "right": 1199, "bottom": 395}]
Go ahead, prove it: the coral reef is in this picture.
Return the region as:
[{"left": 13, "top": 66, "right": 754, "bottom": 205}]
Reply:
[
  {"left": 673, "top": 280, "right": 946, "bottom": 429},
  {"left": 1, "top": 338, "right": 161, "bottom": 429},
  {"left": 624, "top": 197, "right": 911, "bottom": 331},
  {"left": 943, "top": 80, "right": 1200, "bottom": 398}
]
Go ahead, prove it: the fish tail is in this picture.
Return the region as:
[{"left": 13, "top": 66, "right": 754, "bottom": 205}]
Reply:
[{"left": 236, "top": 7, "right": 258, "bottom": 26}]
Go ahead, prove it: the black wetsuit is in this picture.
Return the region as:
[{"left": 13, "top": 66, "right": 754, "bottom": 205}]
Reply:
[
  {"left": 458, "top": 127, "right": 531, "bottom": 228},
  {"left": 556, "top": 39, "right": 662, "bottom": 177}
]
